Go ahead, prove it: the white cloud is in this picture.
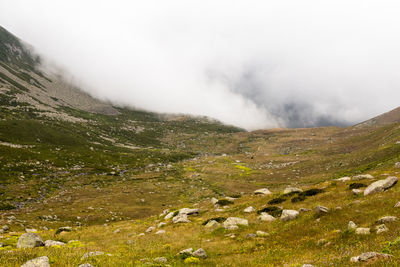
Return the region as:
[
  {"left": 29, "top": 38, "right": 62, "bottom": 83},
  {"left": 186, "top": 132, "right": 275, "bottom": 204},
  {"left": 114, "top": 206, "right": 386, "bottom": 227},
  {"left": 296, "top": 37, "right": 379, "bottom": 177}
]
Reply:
[{"left": 1, "top": 0, "right": 400, "bottom": 129}]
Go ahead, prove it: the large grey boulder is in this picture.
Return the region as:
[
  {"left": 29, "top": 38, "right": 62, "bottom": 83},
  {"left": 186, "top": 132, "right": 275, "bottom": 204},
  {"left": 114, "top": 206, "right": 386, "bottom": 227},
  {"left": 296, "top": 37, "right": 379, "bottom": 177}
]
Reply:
[
  {"left": 280, "top": 210, "right": 299, "bottom": 221},
  {"left": 178, "top": 208, "right": 199, "bottom": 216},
  {"left": 364, "top": 177, "right": 398, "bottom": 196},
  {"left": 258, "top": 213, "right": 276, "bottom": 222},
  {"left": 21, "top": 256, "right": 50, "bottom": 267},
  {"left": 172, "top": 214, "right": 190, "bottom": 224},
  {"left": 192, "top": 248, "right": 207, "bottom": 259},
  {"left": 377, "top": 216, "right": 397, "bottom": 224},
  {"left": 350, "top": 252, "right": 392, "bottom": 263},
  {"left": 17, "top": 233, "right": 44, "bottom": 248},
  {"left": 243, "top": 206, "right": 255, "bottom": 213}
]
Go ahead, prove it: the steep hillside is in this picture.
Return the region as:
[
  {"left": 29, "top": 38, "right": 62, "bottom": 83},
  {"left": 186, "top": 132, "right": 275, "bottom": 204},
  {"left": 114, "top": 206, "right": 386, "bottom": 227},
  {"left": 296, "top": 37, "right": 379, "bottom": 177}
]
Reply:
[
  {"left": 357, "top": 106, "right": 400, "bottom": 127},
  {"left": 2, "top": 26, "right": 400, "bottom": 266}
]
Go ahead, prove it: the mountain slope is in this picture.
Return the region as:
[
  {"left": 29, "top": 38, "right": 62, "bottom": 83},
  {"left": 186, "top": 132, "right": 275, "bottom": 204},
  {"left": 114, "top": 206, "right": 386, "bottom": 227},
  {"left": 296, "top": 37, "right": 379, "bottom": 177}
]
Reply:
[{"left": 357, "top": 106, "right": 400, "bottom": 127}]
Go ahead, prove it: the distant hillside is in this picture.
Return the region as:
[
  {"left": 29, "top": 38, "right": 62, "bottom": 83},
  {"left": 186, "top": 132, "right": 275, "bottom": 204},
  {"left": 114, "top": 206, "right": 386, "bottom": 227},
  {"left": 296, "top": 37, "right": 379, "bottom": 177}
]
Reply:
[{"left": 357, "top": 106, "right": 400, "bottom": 127}]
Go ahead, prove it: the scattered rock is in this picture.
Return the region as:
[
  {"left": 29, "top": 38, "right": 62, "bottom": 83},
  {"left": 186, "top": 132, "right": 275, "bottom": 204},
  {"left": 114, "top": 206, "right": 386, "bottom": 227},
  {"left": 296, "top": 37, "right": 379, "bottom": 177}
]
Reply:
[
  {"left": 352, "top": 174, "right": 374, "bottom": 181},
  {"left": 258, "top": 213, "right": 276, "bottom": 222},
  {"left": 178, "top": 248, "right": 194, "bottom": 256},
  {"left": 78, "top": 264, "right": 94, "bottom": 267},
  {"left": 113, "top": 228, "right": 120, "bottom": 234},
  {"left": 44, "top": 240, "right": 65, "bottom": 247},
  {"left": 301, "top": 264, "right": 315, "bottom": 267},
  {"left": 348, "top": 221, "right": 357, "bottom": 230},
  {"left": 55, "top": 226, "right": 72, "bottom": 235},
  {"left": 158, "top": 222, "right": 167, "bottom": 228},
  {"left": 21, "top": 256, "right": 49, "bottom": 267},
  {"left": 211, "top": 197, "right": 218, "bottom": 204},
  {"left": 17, "top": 233, "right": 44, "bottom": 248},
  {"left": 299, "top": 208, "right": 311, "bottom": 213},
  {"left": 173, "top": 214, "right": 190, "bottom": 224},
  {"left": 256, "top": 230, "right": 268, "bottom": 237},
  {"left": 254, "top": 188, "right": 271, "bottom": 195},
  {"left": 377, "top": 216, "right": 397, "bottom": 224},
  {"left": 164, "top": 212, "right": 174, "bottom": 220},
  {"left": 81, "top": 251, "right": 104, "bottom": 259},
  {"left": 355, "top": 228, "right": 370, "bottom": 235},
  {"left": 25, "top": 228, "right": 37, "bottom": 233},
  {"left": 155, "top": 230, "right": 166, "bottom": 235},
  {"left": 376, "top": 224, "right": 388, "bottom": 234},
  {"left": 315, "top": 206, "right": 329, "bottom": 215},
  {"left": 145, "top": 226, "right": 156, "bottom": 233},
  {"left": 246, "top": 233, "right": 257, "bottom": 238},
  {"left": 280, "top": 210, "right": 299, "bottom": 221},
  {"left": 205, "top": 220, "right": 220, "bottom": 228},
  {"left": 364, "top": 176, "right": 398, "bottom": 196},
  {"left": 154, "top": 257, "right": 168, "bottom": 263},
  {"left": 395, "top": 162, "right": 400, "bottom": 168},
  {"left": 178, "top": 208, "right": 199, "bottom": 216},
  {"left": 192, "top": 248, "right": 207, "bottom": 258},
  {"left": 350, "top": 252, "right": 392, "bottom": 263},
  {"left": 394, "top": 201, "right": 400, "bottom": 208},
  {"left": 223, "top": 217, "right": 249, "bottom": 229},
  {"left": 335, "top": 177, "right": 351, "bottom": 182},
  {"left": 283, "top": 187, "right": 303, "bottom": 194},
  {"left": 244, "top": 206, "right": 255, "bottom": 213},
  {"left": 352, "top": 189, "right": 363, "bottom": 195}
]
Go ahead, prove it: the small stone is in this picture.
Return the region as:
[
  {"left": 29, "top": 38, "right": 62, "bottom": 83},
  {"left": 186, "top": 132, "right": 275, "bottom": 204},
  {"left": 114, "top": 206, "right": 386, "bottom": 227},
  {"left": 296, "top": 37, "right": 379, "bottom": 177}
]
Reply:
[
  {"left": 335, "top": 177, "right": 351, "bottom": 182},
  {"left": 78, "top": 264, "right": 94, "bottom": 267},
  {"left": 299, "top": 208, "right": 311, "bottom": 213},
  {"left": 348, "top": 221, "right": 357, "bottom": 230},
  {"left": 355, "top": 227, "right": 370, "bottom": 235},
  {"left": 244, "top": 206, "right": 255, "bottom": 213},
  {"left": 158, "top": 222, "right": 167, "bottom": 228},
  {"left": 256, "top": 230, "right": 268, "bottom": 237},
  {"left": 211, "top": 197, "right": 218, "bottom": 204},
  {"left": 395, "top": 162, "right": 400, "bottom": 168},
  {"left": 377, "top": 216, "right": 397, "bottom": 224},
  {"left": 280, "top": 210, "right": 299, "bottom": 221},
  {"left": 283, "top": 187, "right": 303, "bottom": 194},
  {"left": 352, "top": 189, "right": 363, "bottom": 194},
  {"left": 394, "top": 201, "right": 400, "bottom": 208},
  {"left": 25, "top": 228, "right": 37, "bottom": 233},
  {"left": 155, "top": 230, "right": 166, "bottom": 235},
  {"left": 81, "top": 251, "right": 104, "bottom": 259},
  {"left": 205, "top": 220, "right": 220, "bottom": 228},
  {"left": 178, "top": 208, "right": 199, "bottom": 216},
  {"left": 352, "top": 174, "right": 374, "bottom": 180},
  {"left": 301, "top": 264, "right": 315, "bottom": 267},
  {"left": 154, "top": 257, "right": 168, "bottom": 263},
  {"left": 145, "top": 226, "right": 156, "bottom": 233},
  {"left": 55, "top": 226, "right": 72, "bottom": 235},
  {"left": 258, "top": 213, "right": 276, "bottom": 222},
  {"left": 44, "top": 240, "right": 65, "bottom": 247},
  {"left": 113, "top": 228, "right": 120, "bottom": 234},
  {"left": 246, "top": 233, "right": 257, "bottom": 238},
  {"left": 376, "top": 224, "right": 388, "bottom": 234},
  {"left": 178, "top": 248, "right": 194, "bottom": 256},
  {"left": 223, "top": 217, "right": 248, "bottom": 229},
  {"left": 17, "top": 233, "right": 44, "bottom": 248},
  {"left": 192, "top": 248, "right": 207, "bottom": 259},
  {"left": 254, "top": 188, "right": 272, "bottom": 195},
  {"left": 315, "top": 206, "right": 329, "bottom": 215},
  {"left": 164, "top": 212, "right": 174, "bottom": 220},
  {"left": 21, "top": 256, "right": 49, "bottom": 267}
]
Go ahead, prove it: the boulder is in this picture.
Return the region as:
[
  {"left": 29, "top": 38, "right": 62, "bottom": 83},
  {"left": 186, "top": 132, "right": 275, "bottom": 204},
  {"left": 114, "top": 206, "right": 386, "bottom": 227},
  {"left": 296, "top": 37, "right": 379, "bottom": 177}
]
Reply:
[
  {"left": 377, "top": 216, "right": 397, "bottom": 224},
  {"left": 172, "top": 214, "right": 190, "bottom": 224},
  {"left": 158, "top": 222, "right": 166, "bottom": 228},
  {"left": 192, "top": 248, "right": 207, "bottom": 259},
  {"left": 211, "top": 197, "right": 218, "bottom": 204},
  {"left": 284, "top": 187, "right": 303, "bottom": 194},
  {"left": 55, "top": 226, "right": 71, "bottom": 235},
  {"left": 223, "top": 217, "right": 248, "bottom": 229},
  {"left": 44, "top": 240, "right": 65, "bottom": 247},
  {"left": 352, "top": 174, "right": 374, "bottom": 181},
  {"left": 164, "top": 212, "right": 174, "bottom": 220},
  {"left": 352, "top": 189, "right": 363, "bottom": 195},
  {"left": 21, "top": 256, "right": 49, "bottom": 267},
  {"left": 394, "top": 201, "right": 400, "bottom": 208},
  {"left": 350, "top": 252, "right": 392, "bottom": 263},
  {"left": 376, "top": 224, "right": 388, "bottom": 234},
  {"left": 280, "top": 210, "right": 299, "bottom": 221},
  {"left": 244, "top": 206, "right": 255, "bottom": 213},
  {"left": 155, "top": 230, "right": 166, "bottom": 235},
  {"left": 81, "top": 251, "right": 104, "bottom": 259},
  {"left": 254, "top": 188, "right": 271, "bottom": 195},
  {"left": 348, "top": 221, "right": 357, "bottom": 230},
  {"left": 78, "top": 264, "right": 94, "bottom": 267},
  {"left": 145, "top": 226, "right": 155, "bottom": 233},
  {"left": 355, "top": 228, "right": 370, "bottom": 235},
  {"left": 364, "top": 176, "right": 398, "bottom": 196},
  {"left": 17, "top": 233, "right": 44, "bottom": 248},
  {"left": 395, "top": 162, "right": 400, "bottom": 168},
  {"left": 258, "top": 213, "right": 276, "bottom": 222}
]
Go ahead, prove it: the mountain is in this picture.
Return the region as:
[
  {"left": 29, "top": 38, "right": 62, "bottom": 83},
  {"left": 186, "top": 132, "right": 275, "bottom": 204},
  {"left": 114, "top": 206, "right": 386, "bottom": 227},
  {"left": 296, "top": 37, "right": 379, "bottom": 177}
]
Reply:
[
  {"left": 1, "top": 26, "right": 400, "bottom": 266},
  {"left": 357, "top": 106, "right": 400, "bottom": 127}
]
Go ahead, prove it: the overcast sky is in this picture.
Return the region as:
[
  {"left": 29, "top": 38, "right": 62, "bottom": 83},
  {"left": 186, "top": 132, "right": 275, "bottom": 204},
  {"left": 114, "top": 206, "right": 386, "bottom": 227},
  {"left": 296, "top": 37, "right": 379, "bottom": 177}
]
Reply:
[{"left": 1, "top": 0, "right": 400, "bottom": 129}]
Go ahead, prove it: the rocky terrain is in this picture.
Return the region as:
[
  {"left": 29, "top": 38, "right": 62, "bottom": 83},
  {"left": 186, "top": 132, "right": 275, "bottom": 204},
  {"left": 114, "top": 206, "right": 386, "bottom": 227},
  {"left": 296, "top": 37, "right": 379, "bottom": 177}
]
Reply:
[{"left": 1, "top": 26, "right": 400, "bottom": 266}]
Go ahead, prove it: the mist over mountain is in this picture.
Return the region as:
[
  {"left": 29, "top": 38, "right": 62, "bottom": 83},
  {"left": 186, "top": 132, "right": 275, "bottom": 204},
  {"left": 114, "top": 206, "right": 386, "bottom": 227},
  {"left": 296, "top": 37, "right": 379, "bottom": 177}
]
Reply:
[{"left": 1, "top": 0, "right": 400, "bottom": 129}]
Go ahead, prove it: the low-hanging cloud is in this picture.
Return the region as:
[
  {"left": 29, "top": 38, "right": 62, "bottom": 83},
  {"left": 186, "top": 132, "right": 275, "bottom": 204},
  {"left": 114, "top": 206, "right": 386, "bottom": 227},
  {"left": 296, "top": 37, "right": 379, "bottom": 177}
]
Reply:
[{"left": 1, "top": 0, "right": 400, "bottom": 130}]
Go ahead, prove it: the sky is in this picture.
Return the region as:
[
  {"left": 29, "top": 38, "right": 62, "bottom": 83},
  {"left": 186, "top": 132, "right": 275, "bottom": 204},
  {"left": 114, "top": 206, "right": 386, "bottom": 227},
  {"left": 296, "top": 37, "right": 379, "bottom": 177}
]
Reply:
[{"left": 1, "top": 0, "right": 400, "bottom": 130}]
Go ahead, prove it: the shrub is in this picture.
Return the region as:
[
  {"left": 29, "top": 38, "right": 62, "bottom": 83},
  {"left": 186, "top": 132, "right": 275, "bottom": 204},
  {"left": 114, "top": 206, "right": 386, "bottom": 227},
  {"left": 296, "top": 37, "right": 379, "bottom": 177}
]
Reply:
[
  {"left": 215, "top": 199, "right": 233, "bottom": 206},
  {"left": 291, "top": 194, "right": 306, "bottom": 203},
  {"left": 268, "top": 197, "right": 286, "bottom": 205},
  {"left": 257, "top": 206, "right": 282, "bottom": 217},
  {"left": 302, "top": 188, "right": 324, "bottom": 196},
  {"left": 349, "top": 183, "right": 366, "bottom": 190},
  {"left": 0, "top": 203, "right": 16, "bottom": 210}
]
